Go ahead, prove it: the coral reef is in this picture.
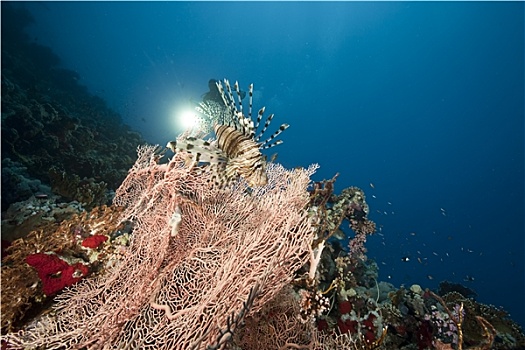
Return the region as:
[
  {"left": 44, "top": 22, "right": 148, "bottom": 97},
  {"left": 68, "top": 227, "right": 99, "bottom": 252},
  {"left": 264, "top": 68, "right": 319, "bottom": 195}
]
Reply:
[
  {"left": 233, "top": 286, "right": 313, "bottom": 349},
  {"left": 377, "top": 285, "right": 525, "bottom": 350},
  {"left": 4, "top": 142, "right": 522, "bottom": 350},
  {"left": 307, "top": 174, "right": 376, "bottom": 260},
  {"left": 1, "top": 158, "right": 51, "bottom": 209},
  {"left": 229, "top": 172, "right": 525, "bottom": 350},
  {"left": 48, "top": 167, "right": 108, "bottom": 209},
  {"left": 1, "top": 204, "right": 127, "bottom": 333},
  {"left": 1, "top": 3, "right": 145, "bottom": 210},
  {"left": 1, "top": 15, "right": 523, "bottom": 345},
  {"left": 438, "top": 281, "right": 478, "bottom": 299},
  {"left": 1, "top": 195, "right": 84, "bottom": 242},
  {"left": 2, "top": 146, "right": 318, "bottom": 348}
]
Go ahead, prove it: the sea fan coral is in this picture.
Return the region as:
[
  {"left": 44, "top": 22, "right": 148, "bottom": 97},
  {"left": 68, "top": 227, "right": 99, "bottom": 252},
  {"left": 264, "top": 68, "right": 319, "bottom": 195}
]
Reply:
[{"left": 3, "top": 146, "right": 317, "bottom": 349}]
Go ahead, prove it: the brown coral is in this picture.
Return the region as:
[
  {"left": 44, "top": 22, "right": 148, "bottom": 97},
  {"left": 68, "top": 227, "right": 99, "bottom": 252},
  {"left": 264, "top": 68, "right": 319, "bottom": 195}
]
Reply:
[
  {"left": 48, "top": 167, "right": 108, "bottom": 209},
  {"left": 1, "top": 205, "right": 125, "bottom": 333}
]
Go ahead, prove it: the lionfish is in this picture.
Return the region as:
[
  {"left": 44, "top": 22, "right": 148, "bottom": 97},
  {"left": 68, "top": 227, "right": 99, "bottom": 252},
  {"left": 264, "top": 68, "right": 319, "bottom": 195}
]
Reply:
[{"left": 167, "top": 79, "right": 289, "bottom": 188}]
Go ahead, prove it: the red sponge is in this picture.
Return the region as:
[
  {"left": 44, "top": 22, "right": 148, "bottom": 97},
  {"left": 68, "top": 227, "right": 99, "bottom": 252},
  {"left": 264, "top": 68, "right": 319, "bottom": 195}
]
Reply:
[
  {"left": 26, "top": 253, "right": 89, "bottom": 296},
  {"left": 81, "top": 234, "right": 108, "bottom": 249}
]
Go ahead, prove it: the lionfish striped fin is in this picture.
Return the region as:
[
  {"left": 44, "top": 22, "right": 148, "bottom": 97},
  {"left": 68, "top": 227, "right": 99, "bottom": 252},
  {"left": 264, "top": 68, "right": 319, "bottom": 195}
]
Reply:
[
  {"left": 261, "top": 140, "right": 283, "bottom": 150},
  {"left": 216, "top": 79, "right": 254, "bottom": 137},
  {"left": 206, "top": 163, "right": 231, "bottom": 188},
  {"left": 258, "top": 123, "right": 290, "bottom": 149},
  {"left": 166, "top": 138, "right": 227, "bottom": 165},
  {"left": 216, "top": 80, "right": 247, "bottom": 133}
]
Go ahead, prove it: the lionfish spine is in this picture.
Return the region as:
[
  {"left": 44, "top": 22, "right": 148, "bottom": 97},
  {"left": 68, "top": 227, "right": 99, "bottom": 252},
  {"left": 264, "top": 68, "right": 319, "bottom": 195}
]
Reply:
[
  {"left": 218, "top": 80, "right": 237, "bottom": 122},
  {"left": 248, "top": 83, "right": 254, "bottom": 122},
  {"left": 260, "top": 123, "right": 290, "bottom": 150},
  {"left": 254, "top": 111, "right": 273, "bottom": 142},
  {"left": 216, "top": 80, "right": 234, "bottom": 123},
  {"left": 234, "top": 81, "right": 244, "bottom": 116}
]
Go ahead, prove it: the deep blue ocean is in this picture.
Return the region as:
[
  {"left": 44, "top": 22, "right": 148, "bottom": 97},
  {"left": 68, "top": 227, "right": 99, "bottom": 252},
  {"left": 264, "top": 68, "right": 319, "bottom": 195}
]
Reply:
[{"left": 21, "top": 2, "right": 524, "bottom": 327}]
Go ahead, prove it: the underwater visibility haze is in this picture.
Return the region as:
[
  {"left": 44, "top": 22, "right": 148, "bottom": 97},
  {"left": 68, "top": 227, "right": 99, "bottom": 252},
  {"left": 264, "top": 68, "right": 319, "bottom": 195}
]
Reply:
[{"left": 1, "top": 1, "right": 524, "bottom": 348}]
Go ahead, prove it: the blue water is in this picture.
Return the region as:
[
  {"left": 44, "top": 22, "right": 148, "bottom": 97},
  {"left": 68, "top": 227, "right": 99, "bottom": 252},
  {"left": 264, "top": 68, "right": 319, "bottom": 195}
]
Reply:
[{"left": 23, "top": 2, "right": 524, "bottom": 326}]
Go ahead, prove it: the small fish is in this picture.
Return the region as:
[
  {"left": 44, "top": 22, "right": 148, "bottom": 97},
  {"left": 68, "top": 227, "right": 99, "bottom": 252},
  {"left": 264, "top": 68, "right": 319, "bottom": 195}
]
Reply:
[
  {"left": 332, "top": 228, "right": 345, "bottom": 240},
  {"left": 427, "top": 275, "right": 434, "bottom": 280},
  {"left": 464, "top": 275, "right": 475, "bottom": 282},
  {"left": 387, "top": 201, "right": 392, "bottom": 205},
  {"left": 410, "top": 232, "right": 416, "bottom": 236},
  {"left": 401, "top": 256, "right": 410, "bottom": 262},
  {"left": 370, "top": 182, "right": 375, "bottom": 189}
]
